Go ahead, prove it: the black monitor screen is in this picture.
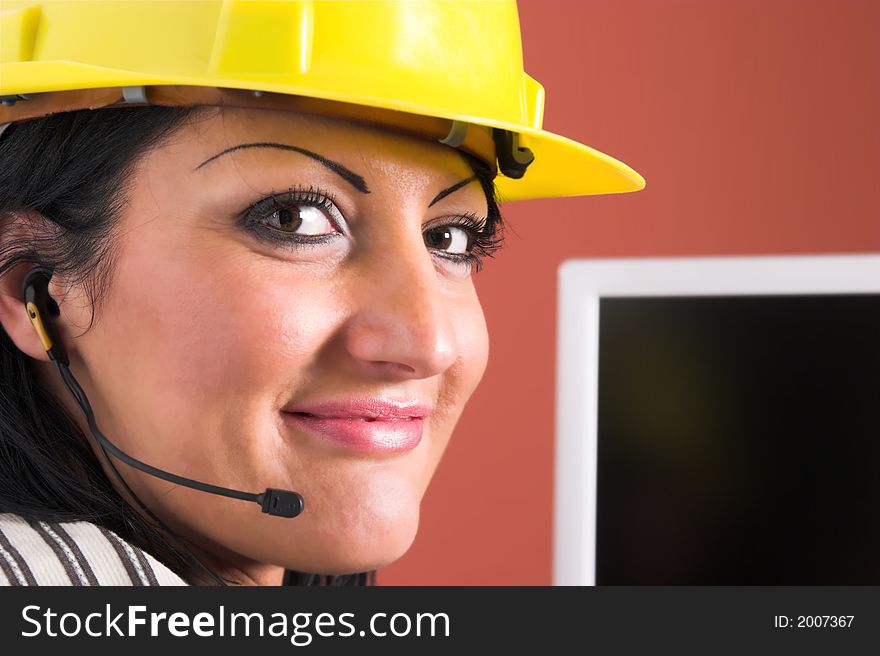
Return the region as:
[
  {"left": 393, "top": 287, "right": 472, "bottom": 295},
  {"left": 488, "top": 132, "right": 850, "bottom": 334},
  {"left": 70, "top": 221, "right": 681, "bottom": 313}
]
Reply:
[{"left": 595, "top": 295, "right": 880, "bottom": 584}]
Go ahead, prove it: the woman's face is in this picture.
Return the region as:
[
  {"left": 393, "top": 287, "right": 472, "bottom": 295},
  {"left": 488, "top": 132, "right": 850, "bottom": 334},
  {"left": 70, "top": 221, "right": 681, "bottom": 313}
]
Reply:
[{"left": 44, "top": 107, "right": 491, "bottom": 583}]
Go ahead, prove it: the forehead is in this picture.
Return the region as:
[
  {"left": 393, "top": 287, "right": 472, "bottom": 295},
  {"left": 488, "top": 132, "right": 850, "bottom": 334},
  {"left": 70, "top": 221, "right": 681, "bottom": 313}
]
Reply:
[{"left": 159, "top": 106, "right": 479, "bottom": 186}]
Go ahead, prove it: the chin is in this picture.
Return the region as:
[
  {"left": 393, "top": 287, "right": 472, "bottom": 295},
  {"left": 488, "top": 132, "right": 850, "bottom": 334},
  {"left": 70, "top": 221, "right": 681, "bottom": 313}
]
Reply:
[{"left": 289, "top": 505, "right": 421, "bottom": 576}]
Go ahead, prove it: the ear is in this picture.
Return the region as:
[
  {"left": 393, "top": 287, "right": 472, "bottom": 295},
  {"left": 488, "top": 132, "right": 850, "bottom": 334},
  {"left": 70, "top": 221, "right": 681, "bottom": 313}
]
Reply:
[
  {"left": 0, "top": 260, "right": 54, "bottom": 361},
  {"left": 0, "top": 211, "right": 69, "bottom": 363}
]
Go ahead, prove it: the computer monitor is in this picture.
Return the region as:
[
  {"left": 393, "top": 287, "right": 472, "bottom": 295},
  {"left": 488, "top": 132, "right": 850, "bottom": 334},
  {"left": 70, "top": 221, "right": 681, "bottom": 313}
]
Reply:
[{"left": 554, "top": 255, "right": 880, "bottom": 585}]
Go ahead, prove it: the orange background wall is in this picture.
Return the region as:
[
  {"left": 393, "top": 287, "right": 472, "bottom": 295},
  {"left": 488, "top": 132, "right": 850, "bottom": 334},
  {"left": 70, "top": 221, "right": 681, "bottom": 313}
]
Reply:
[{"left": 380, "top": 0, "right": 880, "bottom": 585}]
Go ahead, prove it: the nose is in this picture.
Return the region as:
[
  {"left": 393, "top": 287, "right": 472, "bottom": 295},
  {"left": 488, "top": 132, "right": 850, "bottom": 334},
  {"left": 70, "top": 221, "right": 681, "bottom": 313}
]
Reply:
[{"left": 342, "top": 236, "right": 459, "bottom": 380}]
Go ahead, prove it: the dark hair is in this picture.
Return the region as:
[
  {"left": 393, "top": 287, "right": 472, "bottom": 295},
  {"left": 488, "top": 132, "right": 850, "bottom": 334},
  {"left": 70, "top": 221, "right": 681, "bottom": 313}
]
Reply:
[{"left": 0, "top": 105, "right": 503, "bottom": 585}]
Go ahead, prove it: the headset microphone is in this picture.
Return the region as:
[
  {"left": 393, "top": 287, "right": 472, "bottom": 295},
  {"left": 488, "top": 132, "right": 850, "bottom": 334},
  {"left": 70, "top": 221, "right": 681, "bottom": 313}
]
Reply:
[{"left": 21, "top": 266, "right": 304, "bottom": 519}]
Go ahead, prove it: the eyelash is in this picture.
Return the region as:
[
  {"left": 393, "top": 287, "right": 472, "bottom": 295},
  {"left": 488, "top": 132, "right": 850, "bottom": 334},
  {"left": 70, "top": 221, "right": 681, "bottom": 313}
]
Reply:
[{"left": 239, "top": 185, "right": 504, "bottom": 274}]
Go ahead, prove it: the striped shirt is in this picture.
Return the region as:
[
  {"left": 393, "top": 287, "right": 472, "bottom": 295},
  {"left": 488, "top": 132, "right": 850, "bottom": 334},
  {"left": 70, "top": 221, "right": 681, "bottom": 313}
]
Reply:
[{"left": 0, "top": 513, "right": 189, "bottom": 586}]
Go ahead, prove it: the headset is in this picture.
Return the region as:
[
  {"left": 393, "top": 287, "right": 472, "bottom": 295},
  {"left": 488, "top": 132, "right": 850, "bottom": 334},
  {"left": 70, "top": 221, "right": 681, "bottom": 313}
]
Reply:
[{"left": 22, "top": 265, "right": 306, "bottom": 584}]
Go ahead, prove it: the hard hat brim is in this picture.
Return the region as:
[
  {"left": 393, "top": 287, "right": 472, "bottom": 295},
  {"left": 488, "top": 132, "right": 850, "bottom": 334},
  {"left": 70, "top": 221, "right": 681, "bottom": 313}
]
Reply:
[
  {"left": 0, "top": 81, "right": 645, "bottom": 202},
  {"left": 495, "top": 126, "right": 646, "bottom": 201}
]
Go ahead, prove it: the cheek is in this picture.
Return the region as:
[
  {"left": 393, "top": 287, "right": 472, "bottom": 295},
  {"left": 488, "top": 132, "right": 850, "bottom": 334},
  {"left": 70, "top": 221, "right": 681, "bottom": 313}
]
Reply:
[
  {"left": 459, "top": 299, "right": 490, "bottom": 390},
  {"left": 420, "top": 293, "right": 489, "bottom": 479},
  {"left": 439, "top": 296, "right": 490, "bottom": 413},
  {"left": 96, "top": 240, "right": 338, "bottom": 462},
  {"left": 169, "top": 278, "right": 322, "bottom": 391}
]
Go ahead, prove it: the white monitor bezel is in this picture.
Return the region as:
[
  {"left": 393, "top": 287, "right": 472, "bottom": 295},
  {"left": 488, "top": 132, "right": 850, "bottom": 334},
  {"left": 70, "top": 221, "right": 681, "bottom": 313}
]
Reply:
[{"left": 554, "top": 254, "right": 880, "bottom": 585}]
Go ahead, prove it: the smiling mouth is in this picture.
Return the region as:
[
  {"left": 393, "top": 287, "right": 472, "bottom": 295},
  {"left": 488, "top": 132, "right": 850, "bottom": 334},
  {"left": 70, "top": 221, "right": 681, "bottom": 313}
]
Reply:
[{"left": 281, "top": 410, "right": 425, "bottom": 453}]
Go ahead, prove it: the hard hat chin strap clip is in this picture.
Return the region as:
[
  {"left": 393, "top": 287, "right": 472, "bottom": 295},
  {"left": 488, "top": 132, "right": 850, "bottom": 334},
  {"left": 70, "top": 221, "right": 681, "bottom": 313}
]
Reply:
[
  {"left": 439, "top": 120, "right": 469, "bottom": 148},
  {"left": 120, "top": 86, "right": 149, "bottom": 105},
  {"left": 0, "top": 94, "right": 34, "bottom": 107},
  {"left": 440, "top": 121, "right": 535, "bottom": 179},
  {"left": 492, "top": 128, "right": 535, "bottom": 179}
]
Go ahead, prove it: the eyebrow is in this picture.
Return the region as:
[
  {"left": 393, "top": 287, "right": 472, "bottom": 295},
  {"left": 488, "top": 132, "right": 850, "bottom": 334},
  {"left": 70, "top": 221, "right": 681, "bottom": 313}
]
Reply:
[
  {"left": 428, "top": 175, "right": 477, "bottom": 207},
  {"left": 194, "top": 142, "right": 370, "bottom": 194},
  {"left": 194, "top": 141, "right": 478, "bottom": 207}
]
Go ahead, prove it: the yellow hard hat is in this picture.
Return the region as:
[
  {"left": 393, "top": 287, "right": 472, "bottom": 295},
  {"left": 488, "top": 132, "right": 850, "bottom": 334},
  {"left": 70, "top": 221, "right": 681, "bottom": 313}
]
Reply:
[{"left": 0, "top": 0, "right": 645, "bottom": 201}]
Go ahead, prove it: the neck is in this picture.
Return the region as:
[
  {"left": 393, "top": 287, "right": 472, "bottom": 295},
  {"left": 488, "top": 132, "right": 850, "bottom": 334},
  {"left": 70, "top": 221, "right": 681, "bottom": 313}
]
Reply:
[{"left": 181, "top": 540, "right": 286, "bottom": 586}]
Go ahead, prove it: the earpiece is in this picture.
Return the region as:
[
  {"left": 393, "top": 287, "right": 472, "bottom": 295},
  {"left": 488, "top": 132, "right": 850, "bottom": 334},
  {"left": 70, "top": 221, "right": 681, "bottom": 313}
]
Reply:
[{"left": 22, "top": 266, "right": 68, "bottom": 366}]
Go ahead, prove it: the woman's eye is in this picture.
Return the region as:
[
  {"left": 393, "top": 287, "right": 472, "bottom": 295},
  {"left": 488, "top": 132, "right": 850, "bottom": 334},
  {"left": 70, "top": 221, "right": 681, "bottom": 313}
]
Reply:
[
  {"left": 424, "top": 225, "right": 472, "bottom": 255},
  {"left": 239, "top": 187, "right": 346, "bottom": 248},
  {"left": 265, "top": 204, "right": 337, "bottom": 236}
]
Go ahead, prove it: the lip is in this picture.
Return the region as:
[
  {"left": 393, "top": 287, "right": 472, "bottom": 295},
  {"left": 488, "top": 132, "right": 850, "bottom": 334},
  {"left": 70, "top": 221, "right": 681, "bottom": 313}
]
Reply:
[{"left": 281, "top": 397, "right": 432, "bottom": 454}]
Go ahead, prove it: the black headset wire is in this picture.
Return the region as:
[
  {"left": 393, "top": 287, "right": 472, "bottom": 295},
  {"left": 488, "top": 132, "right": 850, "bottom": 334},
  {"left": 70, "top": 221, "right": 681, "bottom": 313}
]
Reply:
[{"left": 55, "top": 360, "right": 234, "bottom": 586}]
